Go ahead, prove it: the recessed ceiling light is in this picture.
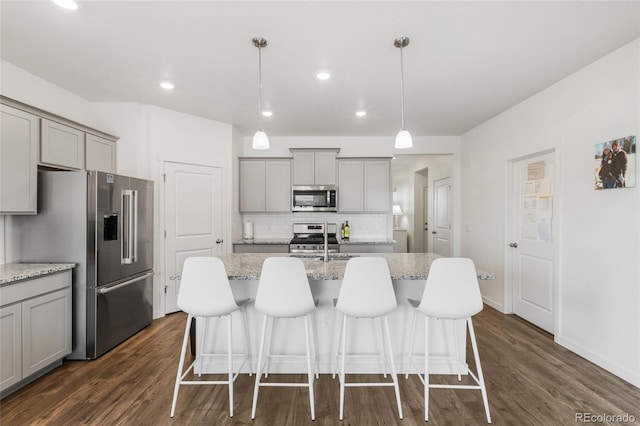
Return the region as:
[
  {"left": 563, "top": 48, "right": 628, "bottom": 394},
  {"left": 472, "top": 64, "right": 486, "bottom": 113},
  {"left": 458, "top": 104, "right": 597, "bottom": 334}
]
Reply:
[
  {"left": 261, "top": 110, "right": 273, "bottom": 117},
  {"left": 159, "top": 81, "right": 175, "bottom": 90},
  {"left": 355, "top": 110, "right": 367, "bottom": 117},
  {"left": 52, "top": 0, "right": 78, "bottom": 10},
  {"left": 316, "top": 72, "right": 331, "bottom": 81}
]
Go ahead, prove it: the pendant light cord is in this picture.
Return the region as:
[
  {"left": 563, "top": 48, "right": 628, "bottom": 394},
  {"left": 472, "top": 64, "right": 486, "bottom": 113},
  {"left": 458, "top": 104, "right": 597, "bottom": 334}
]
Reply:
[
  {"left": 400, "top": 44, "right": 405, "bottom": 129},
  {"left": 258, "top": 45, "right": 263, "bottom": 128}
]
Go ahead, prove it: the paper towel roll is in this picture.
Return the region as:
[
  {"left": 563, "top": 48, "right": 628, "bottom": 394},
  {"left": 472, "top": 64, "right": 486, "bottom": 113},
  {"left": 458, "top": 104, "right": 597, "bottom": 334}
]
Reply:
[{"left": 243, "top": 221, "right": 254, "bottom": 240}]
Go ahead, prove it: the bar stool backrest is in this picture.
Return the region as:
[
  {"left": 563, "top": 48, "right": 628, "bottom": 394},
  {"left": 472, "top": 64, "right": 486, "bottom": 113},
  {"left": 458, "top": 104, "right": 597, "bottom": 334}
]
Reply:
[
  {"left": 177, "top": 257, "right": 238, "bottom": 316},
  {"left": 336, "top": 257, "right": 397, "bottom": 317},
  {"left": 418, "top": 257, "right": 483, "bottom": 319},
  {"left": 255, "top": 257, "right": 315, "bottom": 317}
]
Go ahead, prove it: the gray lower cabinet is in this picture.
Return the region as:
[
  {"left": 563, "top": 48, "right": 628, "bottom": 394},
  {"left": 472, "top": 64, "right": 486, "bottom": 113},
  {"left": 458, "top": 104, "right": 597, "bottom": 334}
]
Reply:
[
  {"left": 0, "top": 104, "right": 38, "bottom": 214},
  {"left": 339, "top": 244, "right": 394, "bottom": 254},
  {"left": 233, "top": 244, "right": 289, "bottom": 253},
  {"left": 393, "top": 229, "right": 408, "bottom": 253},
  {"left": 0, "top": 271, "right": 72, "bottom": 397}
]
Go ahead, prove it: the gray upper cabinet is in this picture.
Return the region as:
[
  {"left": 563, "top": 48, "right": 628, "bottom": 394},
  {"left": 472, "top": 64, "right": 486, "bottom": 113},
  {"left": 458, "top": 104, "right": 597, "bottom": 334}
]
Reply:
[
  {"left": 0, "top": 105, "right": 39, "bottom": 214},
  {"left": 364, "top": 160, "right": 390, "bottom": 212},
  {"left": 265, "top": 160, "right": 292, "bottom": 212},
  {"left": 85, "top": 133, "right": 117, "bottom": 173},
  {"left": 338, "top": 158, "right": 391, "bottom": 213},
  {"left": 240, "top": 158, "right": 291, "bottom": 212},
  {"left": 40, "top": 119, "right": 85, "bottom": 170},
  {"left": 291, "top": 148, "right": 338, "bottom": 185},
  {"left": 338, "top": 160, "right": 364, "bottom": 212},
  {"left": 240, "top": 160, "right": 266, "bottom": 212}
]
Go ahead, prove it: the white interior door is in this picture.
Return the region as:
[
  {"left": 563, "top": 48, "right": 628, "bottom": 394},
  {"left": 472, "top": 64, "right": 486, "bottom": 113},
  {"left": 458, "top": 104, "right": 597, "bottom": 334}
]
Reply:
[
  {"left": 433, "top": 177, "right": 452, "bottom": 257},
  {"left": 510, "top": 152, "right": 556, "bottom": 333},
  {"left": 164, "top": 162, "right": 224, "bottom": 314}
]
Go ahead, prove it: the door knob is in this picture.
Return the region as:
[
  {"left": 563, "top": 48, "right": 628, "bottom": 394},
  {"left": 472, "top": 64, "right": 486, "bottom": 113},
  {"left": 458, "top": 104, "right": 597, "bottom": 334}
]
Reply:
[
  {"left": 216, "top": 239, "right": 223, "bottom": 244},
  {"left": 509, "top": 242, "right": 518, "bottom": 248}
]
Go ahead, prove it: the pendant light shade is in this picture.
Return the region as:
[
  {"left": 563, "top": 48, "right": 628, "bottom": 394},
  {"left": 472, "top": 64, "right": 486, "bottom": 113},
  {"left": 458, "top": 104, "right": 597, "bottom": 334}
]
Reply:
[
  {"left": 394, "top": 36, "right": 412, "bottom": 149},
  {"left": 252, "top": 37, "right": 269, "bottom": 150},
  {"left": 252, "top": 129, "right": 270, "bottom": 150},
  {"left": 395, "top": 129, "right": 412, "bottom": 149}
]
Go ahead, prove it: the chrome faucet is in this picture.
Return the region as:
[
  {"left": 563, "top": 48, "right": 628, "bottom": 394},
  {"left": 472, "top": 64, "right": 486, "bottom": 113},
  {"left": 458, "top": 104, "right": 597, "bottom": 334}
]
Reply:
[{"left": 323, "top": 219, "right": 329, "bottom": 262}]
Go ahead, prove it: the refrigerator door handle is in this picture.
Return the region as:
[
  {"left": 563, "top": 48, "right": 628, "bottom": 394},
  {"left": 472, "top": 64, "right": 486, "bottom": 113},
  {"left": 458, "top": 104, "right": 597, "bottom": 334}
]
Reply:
[
  {"left": 98, "top": 272, "right": 153, "bottom": 295},
  {"left": 121, "top": 189, "right": 136, "bottom": 264},
  {"left": 132, "top": 189, "right": 138, "bottom": 263}
]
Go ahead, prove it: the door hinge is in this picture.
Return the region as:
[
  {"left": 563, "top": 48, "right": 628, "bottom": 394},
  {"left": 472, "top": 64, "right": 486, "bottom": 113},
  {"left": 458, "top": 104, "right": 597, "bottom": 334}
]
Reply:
[
  {"left": 163, "top": 173, "right": 166, "bottom": 182},
  {"left": 164, "top": 230, "right": 167, "bottom": 238},
  {"left": 164, "top": 285, "right": 168, "bottom": 294}
]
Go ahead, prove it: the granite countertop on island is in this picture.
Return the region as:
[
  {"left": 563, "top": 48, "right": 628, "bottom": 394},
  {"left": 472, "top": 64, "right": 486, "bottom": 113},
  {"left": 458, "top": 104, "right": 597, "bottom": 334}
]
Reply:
[
  {"left": 216, "top": 252, "right": 496, "bottom": 281},
  {"left": 0, "top": 263, "right": 76, "bottom": 285}
]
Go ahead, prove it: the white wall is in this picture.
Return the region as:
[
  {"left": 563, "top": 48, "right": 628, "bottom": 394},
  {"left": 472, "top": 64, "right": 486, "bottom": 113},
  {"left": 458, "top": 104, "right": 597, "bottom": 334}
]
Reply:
[{"left": 460, "top": 39, "right": 640, "bottom": 386}]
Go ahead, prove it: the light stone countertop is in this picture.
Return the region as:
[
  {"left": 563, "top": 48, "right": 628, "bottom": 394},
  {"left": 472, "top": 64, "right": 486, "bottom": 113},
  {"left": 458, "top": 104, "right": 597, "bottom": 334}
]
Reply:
[
  {"left": 338, "top": 238, "right": 395, "bottom": 245},
  {"left": 233, "top": 238, "right": 396, "bottom": 245},
  {"left": 217, "top": 253, "right": 495, "bottom": 281},
  {"left": 0, "top": 263, "right": 76, "bottom": 285},
  {"left": 233, "top": 239, "right": 291, "bottom": 245}
]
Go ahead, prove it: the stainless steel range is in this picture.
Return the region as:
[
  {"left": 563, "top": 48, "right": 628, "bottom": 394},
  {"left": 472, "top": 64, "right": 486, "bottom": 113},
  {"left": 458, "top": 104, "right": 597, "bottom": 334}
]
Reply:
[{"left": 289, "top": 223, "right": 339, "bottom": 254}]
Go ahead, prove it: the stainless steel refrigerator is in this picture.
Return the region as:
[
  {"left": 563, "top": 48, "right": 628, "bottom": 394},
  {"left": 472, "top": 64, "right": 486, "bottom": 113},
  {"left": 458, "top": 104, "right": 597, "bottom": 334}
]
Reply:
[{"left": 15, "top": 170, "right": 153, "bottom": 359}]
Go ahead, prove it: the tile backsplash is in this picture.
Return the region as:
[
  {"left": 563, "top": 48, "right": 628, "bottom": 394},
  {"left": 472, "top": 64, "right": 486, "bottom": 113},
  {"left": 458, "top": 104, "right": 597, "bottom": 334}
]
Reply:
[{"left": 242, "top": 213, "right": 391, "bottom": 240}]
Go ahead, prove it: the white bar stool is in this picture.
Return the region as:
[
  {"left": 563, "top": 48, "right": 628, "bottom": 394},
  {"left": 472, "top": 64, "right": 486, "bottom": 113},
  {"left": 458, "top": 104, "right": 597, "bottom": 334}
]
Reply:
[
  {"left": 170, "top": 257, "right": 252, "bottom": 418},
  {"left": 332, "top": 257, "right": 403, "bottom": 421},
  {"left": 251, "top": 257, "right": 319, "bottom": 421},
  {"left": 405, "top": 257, "right": 491, "bottom": 423}
]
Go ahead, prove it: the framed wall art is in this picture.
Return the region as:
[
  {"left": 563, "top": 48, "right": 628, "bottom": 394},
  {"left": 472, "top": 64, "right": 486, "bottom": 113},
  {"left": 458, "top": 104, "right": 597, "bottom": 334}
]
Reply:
[{"left": 594, "top": 135, "right": 636, "bottom": 190}]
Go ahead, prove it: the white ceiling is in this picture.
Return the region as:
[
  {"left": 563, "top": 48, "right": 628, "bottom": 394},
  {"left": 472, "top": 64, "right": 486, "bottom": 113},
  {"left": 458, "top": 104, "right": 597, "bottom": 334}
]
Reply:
[{"left": 2, "top": 1, "right": 639, "bottom": 138}]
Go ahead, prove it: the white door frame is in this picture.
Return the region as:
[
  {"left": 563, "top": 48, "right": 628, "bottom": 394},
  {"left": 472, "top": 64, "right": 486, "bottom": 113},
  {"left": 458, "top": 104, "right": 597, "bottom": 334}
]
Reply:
[{"left": 504, "top": 148, "right": 561, "bottom": 336}]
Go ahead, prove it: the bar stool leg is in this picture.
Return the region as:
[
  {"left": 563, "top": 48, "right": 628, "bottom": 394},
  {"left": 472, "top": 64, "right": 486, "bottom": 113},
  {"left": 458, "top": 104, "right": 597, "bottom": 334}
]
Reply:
[
  {"left": 468, "top": 318, "right": 492, "bottom": 423},
  {"left": 405, "top": 309, "right": 417, "bottom": 379},
  {"left": 170, "top": 314, "right": 193, "bottom": 417},
  {"left": 332, "top": 311, "right": 343, "bottom": 379},
  {"left": 376, "top": 317, "right": 388, "bottom": 378},
  {"left": 311, "top": 312, "right": 320, "bottom": 379},
  {"left": 304, "top": 314, "right": 316, "bottom": 420},
  {"left": 251, "top": 315, "right": 269, "bottom": 419},
  {"left": 339, "top": 314, "right": 347, "bottom": 421},
  {"left": 227, "top": 314, "right": 234, "bottom": 417},
  {"left": 424, "top": 315, "right": 430, "bottom": 422},
  {"left": 452, "top": 319, "right": 462, "bottom": 381},
  {"left": 264, "top": 317, "right": 275, "bottom": 378},
  {"left": 240, "top": 305, "right": 253, "bottom": 376},
  {"left": 383, "top": 316, "right": 403, "bottom": 419}
]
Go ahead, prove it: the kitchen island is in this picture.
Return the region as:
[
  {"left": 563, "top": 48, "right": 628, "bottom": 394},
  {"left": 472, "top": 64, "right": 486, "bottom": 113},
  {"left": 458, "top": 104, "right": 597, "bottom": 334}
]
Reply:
[{"left": 196, "top": 253, "right": 494, "bottom": 376}]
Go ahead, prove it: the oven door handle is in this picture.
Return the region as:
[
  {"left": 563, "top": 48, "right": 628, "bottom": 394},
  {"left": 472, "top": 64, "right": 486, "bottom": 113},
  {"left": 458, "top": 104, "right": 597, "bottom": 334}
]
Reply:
[{"left": 98, "top": 272, "right": 153, "bottom": 295}]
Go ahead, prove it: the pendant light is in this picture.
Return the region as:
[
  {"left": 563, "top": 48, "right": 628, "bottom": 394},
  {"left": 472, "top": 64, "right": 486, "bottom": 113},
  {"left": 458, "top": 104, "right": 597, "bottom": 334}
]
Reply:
[
  {"left": 394, "top": 36, "right": 412, "bottom": 149},
  {"left": 252, "top": 37, "right": 269, "bottom": 150}
]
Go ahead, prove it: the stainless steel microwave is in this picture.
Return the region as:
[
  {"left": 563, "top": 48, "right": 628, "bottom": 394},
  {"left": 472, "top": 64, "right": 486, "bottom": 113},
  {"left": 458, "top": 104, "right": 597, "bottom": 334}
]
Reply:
[{"left": 292, "top": 186, "right": 338, "bottom": 212}]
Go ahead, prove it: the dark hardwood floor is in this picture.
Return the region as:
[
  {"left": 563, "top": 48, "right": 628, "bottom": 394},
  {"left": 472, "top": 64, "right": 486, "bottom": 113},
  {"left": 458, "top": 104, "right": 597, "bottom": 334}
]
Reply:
[{"left": 1, "top": 306, "right": 638, "bottom": 425}]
